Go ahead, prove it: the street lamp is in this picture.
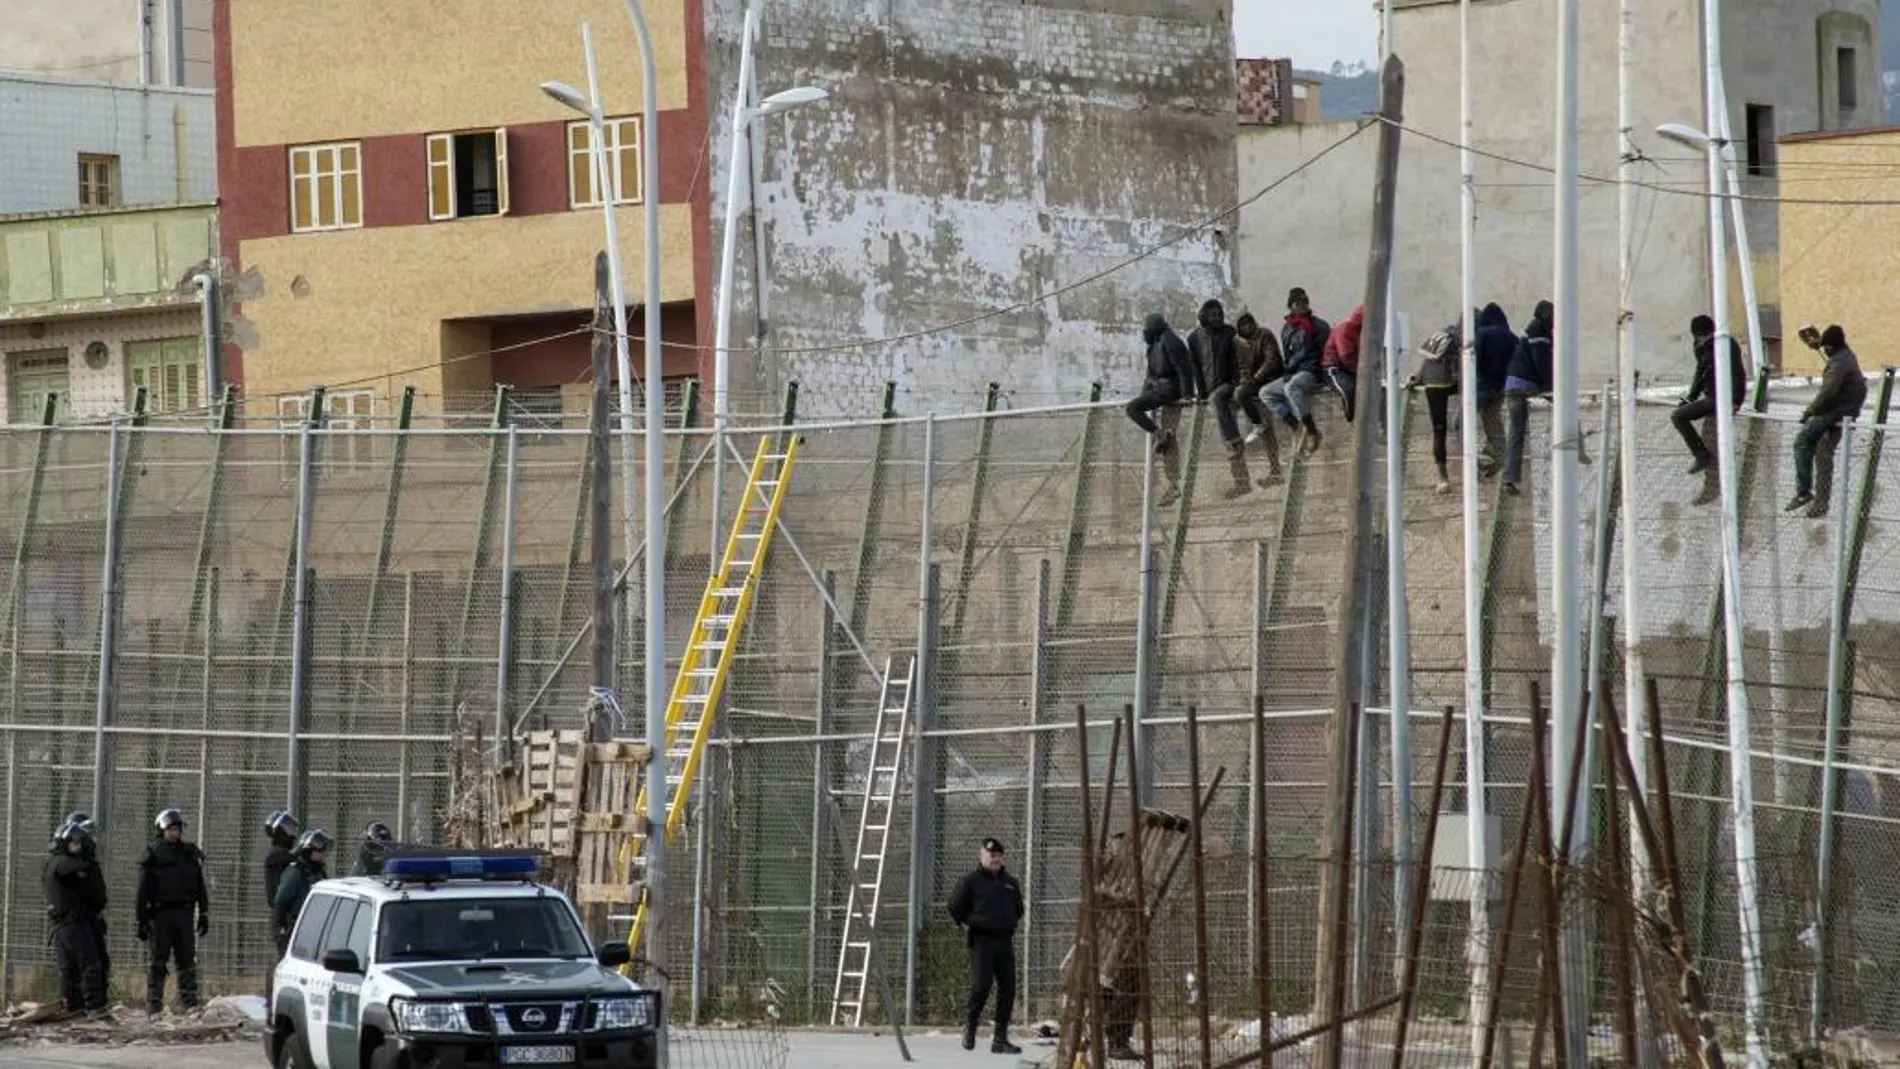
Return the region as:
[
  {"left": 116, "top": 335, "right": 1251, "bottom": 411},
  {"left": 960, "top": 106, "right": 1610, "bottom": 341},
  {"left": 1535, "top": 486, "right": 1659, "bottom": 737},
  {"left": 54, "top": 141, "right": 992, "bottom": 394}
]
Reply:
[
  {"left": 707, "top": 3, "right": 828, "bottom": 562},
  {"left": 1657, "top": 113, "right": 1769, "bottom": 1069}
]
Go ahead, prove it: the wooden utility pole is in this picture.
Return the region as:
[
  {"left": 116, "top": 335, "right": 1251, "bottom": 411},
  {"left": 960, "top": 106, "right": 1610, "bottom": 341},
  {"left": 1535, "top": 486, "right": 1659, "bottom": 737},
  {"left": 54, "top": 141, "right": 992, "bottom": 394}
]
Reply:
[
  {"left": 1312, "top": 54, "right": 1405, "bottom": 1069},
  {"left": 588, "top": 250, "right": 616, "bottom": 742}
]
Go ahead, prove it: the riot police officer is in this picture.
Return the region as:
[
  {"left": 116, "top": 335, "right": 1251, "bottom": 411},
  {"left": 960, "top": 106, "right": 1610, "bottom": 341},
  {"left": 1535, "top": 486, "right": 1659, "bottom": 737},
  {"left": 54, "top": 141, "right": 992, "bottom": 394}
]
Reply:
[
  {"left": 261, "top": 810, "right": 300, "bottom": 963},
  {"left": 353, "top": 821, "right": 394, "bottom": 877},
  {"left": 54, "top": 811, "right": 109, "bottom": 980},
  {"left": 274, "top": 829, "right": 330, "bottom": 941},
  {"left": 137, "top": 808, "right": 209, "bottom": 1014},
  {"left": 44, "top": 818, "right": 108, "bottom": 1016}
]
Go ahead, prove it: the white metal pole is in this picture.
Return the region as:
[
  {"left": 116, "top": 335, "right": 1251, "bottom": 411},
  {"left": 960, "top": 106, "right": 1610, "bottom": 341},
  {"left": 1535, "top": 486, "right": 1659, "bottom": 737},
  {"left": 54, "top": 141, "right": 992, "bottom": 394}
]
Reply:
[
  {"left": 1708, "top": 78, "right": 1765, "bottom": 389},
  {"left": 710, "top": 7, "right": 760, "bottom": 566},
  {"left": 1700, "top": 0, "right": 1768, "bottom": 1059},
  {"left": 1455, "top": 0, "right": 1491, "bottom": 1059},
  {"left": 1384, "top": 289, "right": 1413, "bottom": 991},
  {"left": 1551, "top": 0, "right": 1589, "bottom": 1064},
  {"left": 1615, "top": 5, "right": 1658, "bottom": 1065},
  {"left": 579, "top": 26, "right": 641, "bottom": 660}
]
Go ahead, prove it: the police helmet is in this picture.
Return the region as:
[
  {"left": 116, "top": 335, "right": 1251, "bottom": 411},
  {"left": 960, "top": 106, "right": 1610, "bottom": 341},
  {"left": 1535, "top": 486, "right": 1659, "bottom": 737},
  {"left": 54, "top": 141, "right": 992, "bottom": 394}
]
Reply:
[
  {"left": 55, "top": 819, "right": 95, "bottom": 847},
  {"left": 264, "top": 809, "right": 301, "bottom": 837},
  {"left": 154, "top": 807, "right": 185, "bottom": 832},
  {"left": 295, "top": 828, "right": 331, "bottom": 857},
  {"left": 364, "top": 821, "right": 392, "bottom": 845},
  {"left": 62, "top": 811, "right": 97, "bottom": 835}
]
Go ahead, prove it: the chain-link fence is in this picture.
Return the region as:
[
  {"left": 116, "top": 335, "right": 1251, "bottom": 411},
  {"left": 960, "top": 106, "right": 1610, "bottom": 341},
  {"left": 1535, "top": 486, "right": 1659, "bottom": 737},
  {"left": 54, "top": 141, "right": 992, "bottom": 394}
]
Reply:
[{"left": 0, "top": 372, "right": 1896, "bottom": 1061}]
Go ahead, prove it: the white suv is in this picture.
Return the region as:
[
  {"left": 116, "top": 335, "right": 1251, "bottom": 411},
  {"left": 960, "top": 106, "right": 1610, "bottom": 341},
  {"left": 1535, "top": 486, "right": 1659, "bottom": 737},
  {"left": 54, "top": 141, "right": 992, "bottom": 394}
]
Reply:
[{"left": 266, "top": 853, "right": 660, "bottom": 1069}]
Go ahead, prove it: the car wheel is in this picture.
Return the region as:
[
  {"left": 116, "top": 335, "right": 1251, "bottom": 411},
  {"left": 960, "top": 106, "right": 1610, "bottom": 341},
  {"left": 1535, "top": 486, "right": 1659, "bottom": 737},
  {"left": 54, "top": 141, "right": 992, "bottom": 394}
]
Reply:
[
  {"left": 367, "top": 1039, "right": 400, "bottom": 1069},
  {"left": 276, "top": 1026, "right": 316, "bottom": 1069}
]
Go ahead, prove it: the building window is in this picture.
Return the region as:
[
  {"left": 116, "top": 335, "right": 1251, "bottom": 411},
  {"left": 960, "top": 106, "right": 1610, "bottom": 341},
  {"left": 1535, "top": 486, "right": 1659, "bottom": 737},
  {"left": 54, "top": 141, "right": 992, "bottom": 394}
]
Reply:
[
  {"left": 7, "top": 349, "right": 71, "bottom": 425},
  {"left": 125, "top": 337, "right": 204, "bottom": 414},
  {"left": 289, "top": 142, "right": 363, "bottom": 233},
  {"left": 1744, "top": 104, "right": 1776, "bottom": 176},
  {"left": 427, "top": 130, "right": 511, "bottom": 221},
  {"left": 277, "top": 389, "right": 377, "bottom": 470},
  {"left": 78, "top": 154, "right": 119, "bottom": 207},
  {"left": 567, "top": 118, "right": 644, "bottom": 208},
  {"left": 1838, "top": 47, "right": 1859, "bottom": 112}
]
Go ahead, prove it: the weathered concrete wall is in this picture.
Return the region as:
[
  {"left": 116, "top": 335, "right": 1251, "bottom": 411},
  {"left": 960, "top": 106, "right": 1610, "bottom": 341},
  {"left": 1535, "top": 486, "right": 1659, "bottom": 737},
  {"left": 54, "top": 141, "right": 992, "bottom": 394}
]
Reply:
[
  {"left": 705, "top": 0, "right": 1239, "bottom": 418},
  {"left": 1238, "top": 0, "right": 1878, "bottom": 385},
  {"left": 0, "top": 75, "right": 216, "bottom": 215}
]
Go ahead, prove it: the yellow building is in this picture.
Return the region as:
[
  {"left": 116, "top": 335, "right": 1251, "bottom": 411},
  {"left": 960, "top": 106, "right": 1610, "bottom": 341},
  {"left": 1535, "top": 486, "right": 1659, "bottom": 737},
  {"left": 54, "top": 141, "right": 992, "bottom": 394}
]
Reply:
[
  {"left": 1777, "top": 126, "right": 1900, "bottom": 376},
  {"left": 216, "top": 0, "right": 709, "bottom": 426}
]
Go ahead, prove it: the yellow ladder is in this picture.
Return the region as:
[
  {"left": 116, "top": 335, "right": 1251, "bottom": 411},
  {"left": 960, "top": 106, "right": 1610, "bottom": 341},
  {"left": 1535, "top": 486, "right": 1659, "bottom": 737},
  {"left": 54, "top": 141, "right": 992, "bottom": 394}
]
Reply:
[{"left": 618, "top": 434, "right": 800, "bottom": 962}]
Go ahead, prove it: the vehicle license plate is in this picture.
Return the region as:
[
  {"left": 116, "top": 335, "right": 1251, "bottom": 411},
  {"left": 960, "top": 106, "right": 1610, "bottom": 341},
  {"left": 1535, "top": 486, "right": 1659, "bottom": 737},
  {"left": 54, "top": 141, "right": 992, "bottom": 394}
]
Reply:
[{"left": 501, "top": 1046, "right": 576, "bottom": 1065}]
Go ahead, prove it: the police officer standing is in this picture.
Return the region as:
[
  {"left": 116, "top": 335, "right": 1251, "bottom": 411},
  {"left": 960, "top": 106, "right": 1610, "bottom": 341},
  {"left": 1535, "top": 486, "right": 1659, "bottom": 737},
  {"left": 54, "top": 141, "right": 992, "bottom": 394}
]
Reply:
[
  {"left": 274, "top": 829, "right": 331, "bottom": 942},
  {"left": 947, "top": 836, "right": 1024, "bottom": 1055},
  {"left": 352, "top": 821, "right": 394, "bottom": 877},
  {"left": 44, "top": 818, "right": 109, "bottom": 1016},
  {"left": 137, "top": 808, "right": 209, "bottom": 1014}
]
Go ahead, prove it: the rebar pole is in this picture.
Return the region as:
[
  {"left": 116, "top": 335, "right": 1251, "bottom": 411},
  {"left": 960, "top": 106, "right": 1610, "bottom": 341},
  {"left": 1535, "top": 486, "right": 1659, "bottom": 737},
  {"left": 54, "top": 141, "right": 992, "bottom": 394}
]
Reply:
[
  {"left": 1811, "top": 424, "right": 1856, "bottom": 1045},
  {"left": 89, "top": 422, "right": 124, "bottom": 822}
]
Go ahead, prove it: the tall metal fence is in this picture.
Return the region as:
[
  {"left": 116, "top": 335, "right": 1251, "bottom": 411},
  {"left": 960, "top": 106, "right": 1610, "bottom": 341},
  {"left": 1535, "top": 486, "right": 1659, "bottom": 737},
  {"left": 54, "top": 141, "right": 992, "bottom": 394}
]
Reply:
[{"left": 0, "top": 374, "right": 1896, "bottom": 1052}]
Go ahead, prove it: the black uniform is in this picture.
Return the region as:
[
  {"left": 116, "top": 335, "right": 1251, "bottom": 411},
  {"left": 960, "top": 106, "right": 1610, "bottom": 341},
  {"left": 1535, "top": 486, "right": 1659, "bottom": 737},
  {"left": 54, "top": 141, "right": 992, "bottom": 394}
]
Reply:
[
  {"left": 947, "top": 862, "right": 1024, "bottom": 1050},
  {"left": 274, "top": 858, "right": 327, "bottom": 937},
  {"left": 44, "top": 847, "right": 109, "bottom": 1013},
  {"left": 351, "top": 842, "right": 390, "bottom": 878},
  {"left": 137, "top": 838, "right": 209, "bottom": 1012},
  {"left": 263, "top": 831, "right": 295, "bottom": 961}
]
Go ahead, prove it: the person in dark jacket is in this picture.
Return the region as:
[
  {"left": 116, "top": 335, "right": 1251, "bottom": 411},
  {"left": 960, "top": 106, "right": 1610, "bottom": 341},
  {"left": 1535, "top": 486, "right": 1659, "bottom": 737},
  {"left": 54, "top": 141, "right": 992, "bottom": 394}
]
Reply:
[
  {"left": 353, "top": 821, "right": 394, "bottom": 877},
  {"left": 1412, "top": 323, "right": 1461, "bottom": 491},
  {"left": 947, "top": 837, "right": 1025, "bottom": 1055},
  {"left": 1124, "top": 312, "right": 1194, "bottom": 503},
  {"left": 1501, "top": 300, "right": 1555, "bottom": 494},
  {"left": 274, "top": 829, "right": 331, "bottom": 944},
  {"left": 260, "top": 810, "right": 299, "bottom": 993},
  {"left": 1234, "top": 312, "right": 1289, "bottom": 482},
  {"left": 1787, "top": 324, "right": 1869, "bottom": 517},
  {"left": 1671, "top": 314, "right": 1748, "bottom": 505},
  {"left": 1322, "top": 304, "right": 1366, "bottom": 423},
  {"left": 1262, "top": 288, "right": 1332, "bottom": 455},
  {"left": 44, "top": 818, "right": 108, "bottom": 1016},
  {"left": 137, "top": 807, "right": 209, "bottom": 1013},
  {"left": 1470, "top": 303, "right": 1513, "bottom": 469},
  {"left": 1187, "top": 299, "right": 1255, "bottom": 498}
]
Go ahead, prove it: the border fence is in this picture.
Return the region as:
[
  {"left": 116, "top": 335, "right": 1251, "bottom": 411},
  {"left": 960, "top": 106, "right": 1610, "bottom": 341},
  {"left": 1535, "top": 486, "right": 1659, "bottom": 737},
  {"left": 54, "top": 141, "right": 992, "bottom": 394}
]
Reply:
[{"left": 0, "top": 374, "right": 1897, "bottom": 1059}]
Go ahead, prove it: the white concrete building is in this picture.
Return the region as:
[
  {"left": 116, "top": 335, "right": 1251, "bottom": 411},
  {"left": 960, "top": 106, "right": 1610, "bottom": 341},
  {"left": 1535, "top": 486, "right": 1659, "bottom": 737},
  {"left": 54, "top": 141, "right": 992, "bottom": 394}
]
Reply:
[
  {"left": 0, "top": 74, "right": 216, "bottom": 216},
  {"left": 1236, "top": 0, "right": 1879, "bottom": 384}
]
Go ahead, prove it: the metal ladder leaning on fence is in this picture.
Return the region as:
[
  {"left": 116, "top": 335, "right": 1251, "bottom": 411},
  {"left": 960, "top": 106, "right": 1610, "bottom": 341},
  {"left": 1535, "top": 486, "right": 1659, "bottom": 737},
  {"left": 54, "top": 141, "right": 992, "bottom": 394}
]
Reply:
[
  {"left": 615, "top": 434, "right": 802, "bottom": 963},
  {"left": 829, "top": 654, "right": 918, "bottom": 1026}
]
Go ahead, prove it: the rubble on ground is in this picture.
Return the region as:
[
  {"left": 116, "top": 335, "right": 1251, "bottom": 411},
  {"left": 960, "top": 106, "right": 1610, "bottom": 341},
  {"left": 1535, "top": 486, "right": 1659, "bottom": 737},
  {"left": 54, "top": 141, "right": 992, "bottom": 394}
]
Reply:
[{"left": 0, "top": 996, "right": 266, "bottom": 1047}]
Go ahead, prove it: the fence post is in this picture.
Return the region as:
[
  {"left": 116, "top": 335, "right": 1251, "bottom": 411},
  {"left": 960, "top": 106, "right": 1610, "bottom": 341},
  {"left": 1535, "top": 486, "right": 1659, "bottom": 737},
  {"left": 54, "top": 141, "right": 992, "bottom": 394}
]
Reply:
[
  {"left": 808, "top": 570, "right": 838, "bottom": 1018},
  {"left": 90, "top": 421, "right": 125, "bottom": 822},
  {"left": 1131, "top": 434, "right": 1157, "bottom": 806},
  {"left": 904, "top": 414, "right": 938, "bottom": 1026},
  {"left": 496, "top": 426, "right": 520, "bottom": 741},
  {"left": 196, "top": 567, "right": 219, "bottom": 878},
  {"left": 397, "top": 574, "right": 416, "bottom": 837},
  {"left": 287, "top": 419, "right": 316, "bottom": 815},
  {"left": 1022, "top": 558, "right": 1051, "bottom": 1016},
  {"left": 1248, "top": 540, "right": 1268, "bottom": 966}
]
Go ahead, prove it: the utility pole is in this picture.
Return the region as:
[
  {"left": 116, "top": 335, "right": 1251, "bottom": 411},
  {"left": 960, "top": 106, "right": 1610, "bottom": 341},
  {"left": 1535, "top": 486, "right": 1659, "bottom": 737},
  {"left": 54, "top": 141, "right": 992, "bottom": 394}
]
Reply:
[
  {"left": 589, "top": 251, "right": 617, "bottom": 735},
  {"left": 1314, "top": 53, "right": 1404, "bottom": 1069}
]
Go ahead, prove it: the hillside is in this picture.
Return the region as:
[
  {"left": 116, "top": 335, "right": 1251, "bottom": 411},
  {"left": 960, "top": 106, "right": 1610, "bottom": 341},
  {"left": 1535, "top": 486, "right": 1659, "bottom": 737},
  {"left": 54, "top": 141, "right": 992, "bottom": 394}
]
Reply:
[{"left": 1296, "top": 65, "right": 1379, "bottom": 122}]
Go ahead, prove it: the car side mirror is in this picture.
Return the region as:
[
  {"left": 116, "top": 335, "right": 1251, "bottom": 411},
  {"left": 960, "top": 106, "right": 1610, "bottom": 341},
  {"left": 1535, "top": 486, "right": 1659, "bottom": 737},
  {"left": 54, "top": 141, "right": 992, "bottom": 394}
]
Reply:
[
  {"left": 322, "top": 949, "right": 363, "bottom": 974},
  {"left": 596, "top": 941, "right": 631, "bottom": 969}
]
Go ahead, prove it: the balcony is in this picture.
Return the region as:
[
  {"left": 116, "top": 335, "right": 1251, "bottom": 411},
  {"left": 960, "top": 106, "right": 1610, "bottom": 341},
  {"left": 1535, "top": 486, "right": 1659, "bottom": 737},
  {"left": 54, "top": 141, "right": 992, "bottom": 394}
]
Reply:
[{"left": 0, "top": 202, "right": 218, "bottom": 321}]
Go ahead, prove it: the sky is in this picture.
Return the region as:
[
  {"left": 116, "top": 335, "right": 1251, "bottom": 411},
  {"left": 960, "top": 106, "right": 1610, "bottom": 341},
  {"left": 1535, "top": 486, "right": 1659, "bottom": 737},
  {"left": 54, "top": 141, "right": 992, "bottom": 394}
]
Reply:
[{"left": 1235, "top": 1, "right": 1378, "bottom": 70}]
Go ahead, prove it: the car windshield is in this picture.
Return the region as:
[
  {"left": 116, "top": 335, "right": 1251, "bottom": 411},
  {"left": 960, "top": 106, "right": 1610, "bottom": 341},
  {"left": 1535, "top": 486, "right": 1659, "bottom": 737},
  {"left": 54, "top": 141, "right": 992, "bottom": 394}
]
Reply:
[{"left": 376, "top": 897, "right": 593, "bottom": 962}]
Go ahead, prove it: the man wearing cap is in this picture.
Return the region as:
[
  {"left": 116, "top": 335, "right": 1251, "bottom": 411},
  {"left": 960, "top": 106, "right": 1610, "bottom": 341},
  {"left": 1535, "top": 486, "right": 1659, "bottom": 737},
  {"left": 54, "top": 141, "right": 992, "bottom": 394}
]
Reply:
[{"left": 948, "top": 836, "right": 1025, "bottom": 1055}]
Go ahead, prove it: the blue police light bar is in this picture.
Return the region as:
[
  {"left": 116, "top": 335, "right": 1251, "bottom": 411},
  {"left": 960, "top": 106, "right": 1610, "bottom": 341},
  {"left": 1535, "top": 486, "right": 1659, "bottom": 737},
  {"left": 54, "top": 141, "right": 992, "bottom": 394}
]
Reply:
[{"left": 382, "top": 853, "right": 541, "bottom": 883}]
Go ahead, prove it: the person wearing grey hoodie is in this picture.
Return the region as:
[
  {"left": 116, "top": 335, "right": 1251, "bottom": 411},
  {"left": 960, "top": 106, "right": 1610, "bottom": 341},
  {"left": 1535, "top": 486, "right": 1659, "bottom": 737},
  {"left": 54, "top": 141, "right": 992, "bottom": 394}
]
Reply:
[
  {"left": 1125, "top": 311, "right": 1194, "bottom": 501},
  {"left": 1787, "top": 324, "right": 1868, "bottom": 518}
]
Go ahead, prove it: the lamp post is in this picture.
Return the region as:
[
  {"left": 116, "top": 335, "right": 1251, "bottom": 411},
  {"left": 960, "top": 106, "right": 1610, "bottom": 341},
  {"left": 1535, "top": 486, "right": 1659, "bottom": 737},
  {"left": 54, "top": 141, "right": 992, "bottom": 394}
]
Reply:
[
  {"left": 708, "top": 2, "right": 828, "bottom": 560},
  {"left": 1655, "top": 116, "right": 1768, "bottom": 1069}
]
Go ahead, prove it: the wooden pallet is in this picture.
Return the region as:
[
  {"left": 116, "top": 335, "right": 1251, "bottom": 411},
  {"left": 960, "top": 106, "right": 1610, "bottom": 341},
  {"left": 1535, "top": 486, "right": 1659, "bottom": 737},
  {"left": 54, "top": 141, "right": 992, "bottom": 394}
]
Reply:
[{"left": 575, "top": 741, "right": 657, "bottom": 904}]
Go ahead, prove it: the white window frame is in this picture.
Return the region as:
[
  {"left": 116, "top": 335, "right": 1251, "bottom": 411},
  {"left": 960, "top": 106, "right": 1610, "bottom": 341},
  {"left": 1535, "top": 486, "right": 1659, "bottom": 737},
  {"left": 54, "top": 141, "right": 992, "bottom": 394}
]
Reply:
[
  {"left": 427, "top": 129, "right": 511, "bottom": 221},
  {"left": 288, "top": 142, "right": 364, "bottom": 234},
  {"left": 276, "top": 389, "right": 377, "bottom": 474},
  {"left": 567, "top": 117, "right": 644, "bottom": 208}
]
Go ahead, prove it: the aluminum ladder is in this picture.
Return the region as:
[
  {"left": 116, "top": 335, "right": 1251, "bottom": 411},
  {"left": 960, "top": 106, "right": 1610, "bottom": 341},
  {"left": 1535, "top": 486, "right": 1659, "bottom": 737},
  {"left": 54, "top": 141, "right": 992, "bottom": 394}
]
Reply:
[
  {"left": 829, "top": 654, "right": 918, "bottom": 1026},
  {"left": 614, "top": 435, "right": 800, "bottom": 963}
]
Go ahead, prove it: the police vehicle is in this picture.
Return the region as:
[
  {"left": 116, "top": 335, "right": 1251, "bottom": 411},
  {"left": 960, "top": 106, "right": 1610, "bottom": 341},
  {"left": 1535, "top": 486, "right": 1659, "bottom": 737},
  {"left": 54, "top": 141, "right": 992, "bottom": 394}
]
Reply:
[{"left": 267, "top": 852, "right": 660, "bottom": 1068}]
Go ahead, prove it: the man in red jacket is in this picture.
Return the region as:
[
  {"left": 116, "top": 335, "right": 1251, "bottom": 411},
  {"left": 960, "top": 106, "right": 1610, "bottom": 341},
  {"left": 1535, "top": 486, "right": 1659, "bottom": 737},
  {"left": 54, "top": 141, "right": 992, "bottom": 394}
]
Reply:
[{"left": 1322, "top": 304, "right": 1365, "bottom": 423}]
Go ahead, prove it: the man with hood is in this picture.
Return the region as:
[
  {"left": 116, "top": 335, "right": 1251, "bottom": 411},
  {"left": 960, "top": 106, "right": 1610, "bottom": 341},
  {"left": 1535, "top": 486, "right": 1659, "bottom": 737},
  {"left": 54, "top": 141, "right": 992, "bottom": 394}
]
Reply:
[
  {"left": 1501, "top": 300, "right": 1555, "bottom": 495},
  {"left": 1470, "top": 303, "right": 1514, "bottom": 469},
  {"left": 1125, "top": 312, "right": 1196, "bottom": 503},
  {"left": 1787, "top": 324, "right": 1868, "bottom": 518},
  {"left": 1322, "top": 304, "right": 1366, "bottom": 423},
  {"left": 1412, "top": 322, "right": 1461, "bottom": 492},
  {"left": 1186, "top": 298, "right": 1256, "bottom": 499},
  {"left": 1671, "top": 314, "right": 1747, "bottom": 505},
  {"left": 1261, "top": 287, "right": 1332, "bottom": 455},
  {"left": 1234, "top": 311, "right": 1288, "bottom": 482}
]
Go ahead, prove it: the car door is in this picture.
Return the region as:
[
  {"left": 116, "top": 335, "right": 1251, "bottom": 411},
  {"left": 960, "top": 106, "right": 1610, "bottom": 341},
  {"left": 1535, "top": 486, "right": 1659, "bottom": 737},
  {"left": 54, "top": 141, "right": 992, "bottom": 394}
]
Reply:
[
  {"left": 319, "top": 898, "right": 366, "bottom": 1069},
  {"left": 286, "top": 893, "right": 340, "bottom": 1069}
]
